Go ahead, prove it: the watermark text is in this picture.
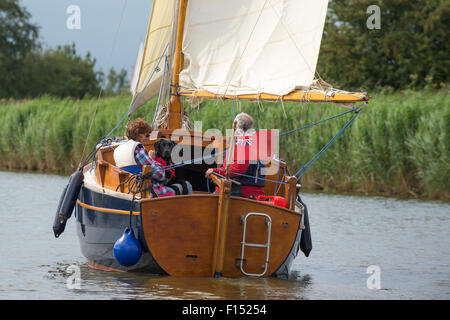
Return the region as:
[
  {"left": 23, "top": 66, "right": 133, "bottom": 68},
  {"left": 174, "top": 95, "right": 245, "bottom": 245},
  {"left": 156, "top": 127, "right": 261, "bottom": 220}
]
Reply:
[
  {"left": 366, "top": 265, "right": 381, "bottom": 290},
  {"left": 66, "top": 5, "right": 81, "bottom": 30}
]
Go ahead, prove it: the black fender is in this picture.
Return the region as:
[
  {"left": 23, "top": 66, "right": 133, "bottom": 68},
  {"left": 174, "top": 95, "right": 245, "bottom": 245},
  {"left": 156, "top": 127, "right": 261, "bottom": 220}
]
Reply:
[{"left": 53, "top": 169, "right": 84, "bottom": 238}]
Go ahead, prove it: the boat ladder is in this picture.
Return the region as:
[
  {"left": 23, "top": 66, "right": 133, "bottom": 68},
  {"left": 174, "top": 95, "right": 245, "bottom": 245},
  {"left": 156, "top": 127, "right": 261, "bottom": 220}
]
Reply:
[{"left": 240, "top": 212, "right": 272, "bottom": 277}]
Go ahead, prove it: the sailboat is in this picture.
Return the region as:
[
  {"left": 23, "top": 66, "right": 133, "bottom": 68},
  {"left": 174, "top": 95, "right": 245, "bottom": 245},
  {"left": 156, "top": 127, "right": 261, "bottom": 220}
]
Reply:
[{"left": 53, "top": 0, "right": 368, "bottom": 278}]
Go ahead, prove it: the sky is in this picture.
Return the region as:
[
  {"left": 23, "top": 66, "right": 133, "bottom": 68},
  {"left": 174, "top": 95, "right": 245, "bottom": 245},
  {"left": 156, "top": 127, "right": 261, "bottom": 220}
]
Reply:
[{"left": 20, "top": 0, "right": 153, "bottom": 78}]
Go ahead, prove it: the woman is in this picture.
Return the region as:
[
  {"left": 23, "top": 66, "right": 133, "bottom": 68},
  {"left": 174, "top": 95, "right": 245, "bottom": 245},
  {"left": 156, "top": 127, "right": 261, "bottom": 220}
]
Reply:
[{"left": 113, "top": 118, "right": 175, "bottom": 197}]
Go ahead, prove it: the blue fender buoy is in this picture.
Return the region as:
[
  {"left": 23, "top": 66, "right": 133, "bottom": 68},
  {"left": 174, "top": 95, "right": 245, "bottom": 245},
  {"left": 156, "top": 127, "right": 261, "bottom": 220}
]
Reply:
[{"left": 113, "top": 227, "right": 142, "bottom": 267}]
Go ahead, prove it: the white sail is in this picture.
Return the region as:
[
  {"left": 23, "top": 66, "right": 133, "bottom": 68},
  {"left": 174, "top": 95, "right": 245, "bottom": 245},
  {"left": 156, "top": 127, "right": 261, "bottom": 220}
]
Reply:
[
  {"left": 179, "top": 0, "right": 328, "bottom": 96},
  {"left": 129, "top": 40, "right": 144, "bottom": 95},
  {"left": 130, "top": 0, "right": 177, "bottom": 112}
]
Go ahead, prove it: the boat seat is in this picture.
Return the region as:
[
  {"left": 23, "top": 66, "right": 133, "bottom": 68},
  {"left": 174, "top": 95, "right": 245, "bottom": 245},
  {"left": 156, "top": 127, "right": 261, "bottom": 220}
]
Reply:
[
  {"left": 95, "top": 155, "right": 153, "bottom": 198},
  {"left": 98, "top": 147, "right": 116, "bottom": 166},
  {"left": 95, "top": 158, "right": 129, "bottom": 192}
]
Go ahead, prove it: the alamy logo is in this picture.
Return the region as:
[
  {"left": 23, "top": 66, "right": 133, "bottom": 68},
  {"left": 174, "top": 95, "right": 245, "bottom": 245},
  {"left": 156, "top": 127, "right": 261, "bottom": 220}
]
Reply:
[
  {"left": 366, "top": 5, "right": 381, "bottom": 30},
  {"left": 66, "top": 265, "right": 81, "bottom": 289},
  {"left": 66, "top": 5, "right": 81, "bottom": 30},
  {"left": 366, "top": 265, "right": 381, "bottom": 290}
]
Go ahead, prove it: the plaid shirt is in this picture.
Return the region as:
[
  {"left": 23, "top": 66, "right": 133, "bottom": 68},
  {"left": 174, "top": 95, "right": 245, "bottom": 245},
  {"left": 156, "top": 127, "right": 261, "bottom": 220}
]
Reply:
[{"left": 134, "top": 144, "right": 174, "bottom": 197}]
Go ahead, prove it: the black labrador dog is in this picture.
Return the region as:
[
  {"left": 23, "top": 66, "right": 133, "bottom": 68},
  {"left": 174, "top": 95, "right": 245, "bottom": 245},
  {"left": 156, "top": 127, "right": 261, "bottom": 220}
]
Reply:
[
  {"left": 153, "top": 139, "right": 192, "bottom": 195},
  {"left": 154, "top": 139, "right": 176, "bottom": 164}
]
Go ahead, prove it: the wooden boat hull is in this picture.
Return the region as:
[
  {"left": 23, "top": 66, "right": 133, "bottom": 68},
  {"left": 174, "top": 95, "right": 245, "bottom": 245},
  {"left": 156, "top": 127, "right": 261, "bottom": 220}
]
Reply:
[
  {"left": 75, "top": 183, "right": 304, "bottom": 278},
  {"left": 75, "top": 185, "right": 166, "bottom": 274}
]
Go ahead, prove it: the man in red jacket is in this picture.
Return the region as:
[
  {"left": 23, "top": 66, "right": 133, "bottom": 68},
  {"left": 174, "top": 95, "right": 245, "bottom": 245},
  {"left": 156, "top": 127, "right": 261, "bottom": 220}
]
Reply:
[{"left": 205, "top": 113, "right": 265, "bottom": 198}]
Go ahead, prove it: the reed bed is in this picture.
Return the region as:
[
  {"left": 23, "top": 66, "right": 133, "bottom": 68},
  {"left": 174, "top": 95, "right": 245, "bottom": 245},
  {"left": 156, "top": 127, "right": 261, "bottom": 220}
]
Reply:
[{"left": 0, "top": 90, "right": 448, "bottom": 200}]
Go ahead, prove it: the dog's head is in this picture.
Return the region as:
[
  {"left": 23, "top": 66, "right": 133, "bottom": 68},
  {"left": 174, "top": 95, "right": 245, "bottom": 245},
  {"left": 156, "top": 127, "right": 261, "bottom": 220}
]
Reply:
[{"left": 154, "top": 139, "right": 176, "bottom": 163}]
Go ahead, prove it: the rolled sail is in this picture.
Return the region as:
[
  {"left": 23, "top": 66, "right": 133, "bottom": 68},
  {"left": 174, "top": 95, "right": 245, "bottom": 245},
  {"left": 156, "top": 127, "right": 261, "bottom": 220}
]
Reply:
[{"left": 179, "top": 0, "right": 329, "bottom": 96}]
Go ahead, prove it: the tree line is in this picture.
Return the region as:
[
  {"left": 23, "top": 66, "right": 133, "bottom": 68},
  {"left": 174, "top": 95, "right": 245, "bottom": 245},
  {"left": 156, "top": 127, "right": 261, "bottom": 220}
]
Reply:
[
  {"left": 1, "top": 0, "right": 448, "bottom": 99},
  {"left": 317, "top": 0, "right": 449, "bottom": 91},
  {"left": 0, "top": 0, "right": 128, "bottom": 99}
]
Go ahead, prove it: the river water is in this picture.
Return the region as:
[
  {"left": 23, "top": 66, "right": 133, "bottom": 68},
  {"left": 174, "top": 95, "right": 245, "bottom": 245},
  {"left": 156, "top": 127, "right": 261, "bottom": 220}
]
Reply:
[{"left": 0, "top": 171, "right": 448, "bottom": 300}]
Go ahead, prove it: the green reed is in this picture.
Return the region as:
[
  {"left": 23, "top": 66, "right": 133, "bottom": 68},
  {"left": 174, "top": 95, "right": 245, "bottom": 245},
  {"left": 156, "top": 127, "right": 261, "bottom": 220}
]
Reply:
[
  {"left": 0, "top": 95, "right": 156, "bottom": 172},
  {"left": 0, "top": 90, "right": 448, "bottom": 199}
]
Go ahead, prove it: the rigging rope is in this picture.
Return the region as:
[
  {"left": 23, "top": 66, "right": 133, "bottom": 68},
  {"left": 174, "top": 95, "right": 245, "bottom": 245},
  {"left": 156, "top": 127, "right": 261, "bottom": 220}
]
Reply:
[
  {"left": 106, "top": 42, "right": 170, "bottom": 138},
  {"left": 115, "top": 171, "right": 156, "bottom": 226},
  {"left": 162, "top": 150, "right": 227, "bottom": 171},
  {"left": 116, "top": 171, "right": 156, "bottom": 197},
  {"left": 226, "top": 169, "right": 288, "bottom": 185},
  {"left": 153, "top": 54, "right": 169, "bottom": 127},
  {"left": 294, "top": 108, "right": 361, "bottom": 181},
  {"left": 278, "top": 107, "right": 358, "bottom": 137},
  {"left": 158, "top": 149, "right": 289, "bottom": 186},
  {"left": 151, "top": 107, "right": 362, "bottom": 185},
  {"left": 78, "top": 0, "right": 128, "bottom": 167}
]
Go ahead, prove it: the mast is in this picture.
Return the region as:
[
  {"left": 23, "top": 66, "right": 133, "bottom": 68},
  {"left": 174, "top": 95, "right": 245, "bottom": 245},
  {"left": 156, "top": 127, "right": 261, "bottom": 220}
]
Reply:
[{"left": 168, "top": 0, "right": 188, "bottom": 130}]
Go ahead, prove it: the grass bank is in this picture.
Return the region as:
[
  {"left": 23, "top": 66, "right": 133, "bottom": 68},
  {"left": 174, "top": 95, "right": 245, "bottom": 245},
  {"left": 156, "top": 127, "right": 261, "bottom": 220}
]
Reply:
[{"left": 0, "top": 90, "right": 448, "bottom": 200}]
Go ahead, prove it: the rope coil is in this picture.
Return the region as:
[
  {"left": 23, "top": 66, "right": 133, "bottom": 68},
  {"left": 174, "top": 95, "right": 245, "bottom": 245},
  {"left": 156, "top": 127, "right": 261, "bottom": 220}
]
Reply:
[{"left": 116, "top": 172, "right": 156, "bottom": 198}]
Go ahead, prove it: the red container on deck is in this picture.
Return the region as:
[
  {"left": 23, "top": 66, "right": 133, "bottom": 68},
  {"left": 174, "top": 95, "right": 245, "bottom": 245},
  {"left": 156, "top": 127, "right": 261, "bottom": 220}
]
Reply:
[{"left": 257, "top": 196, "right": 288, "bottom": 208}]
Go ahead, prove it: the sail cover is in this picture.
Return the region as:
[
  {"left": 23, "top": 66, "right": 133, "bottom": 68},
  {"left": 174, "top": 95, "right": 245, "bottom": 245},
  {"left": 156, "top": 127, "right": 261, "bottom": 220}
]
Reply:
[
  {"left": 179, "top": 0, "right": 328, "bottom": 96},
  {"left": 130, "top": 0, "right": 177, "bottom": 112}
]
